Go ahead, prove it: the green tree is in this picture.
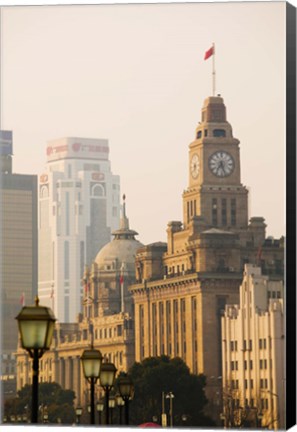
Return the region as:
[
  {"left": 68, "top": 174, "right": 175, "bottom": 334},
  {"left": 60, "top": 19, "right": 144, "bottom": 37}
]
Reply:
[
  {"left": 4, "top": 382, "right": 76, "bottom": 424},
  {"left": 118, "top": 355, "right": 215, "bottom": 427}
]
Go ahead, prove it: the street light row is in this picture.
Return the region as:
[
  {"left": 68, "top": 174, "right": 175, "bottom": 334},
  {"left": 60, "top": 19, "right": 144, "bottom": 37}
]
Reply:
[
  {"left": 15, "top": 297, "right": 134, "bottom": 425},
  {"left": 76, "top": 392, "right": 127, "bottom": 425}
]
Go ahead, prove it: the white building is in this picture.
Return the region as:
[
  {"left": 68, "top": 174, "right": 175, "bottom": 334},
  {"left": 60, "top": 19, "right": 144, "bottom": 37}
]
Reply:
[
  {"left": 38, "top": 137, "right": 120, "bottom": 322},
  {"left": 221, "top": 264, "right": 285, "bottom": 430}
]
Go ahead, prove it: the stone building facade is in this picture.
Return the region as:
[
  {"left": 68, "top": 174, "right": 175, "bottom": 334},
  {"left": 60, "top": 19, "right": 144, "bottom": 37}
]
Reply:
[
  {"left": 129, "top": 96, "right": 284, "bottom": 406},
  {"left": 221, "top": 264, "right": 285, "bottom": 429}
]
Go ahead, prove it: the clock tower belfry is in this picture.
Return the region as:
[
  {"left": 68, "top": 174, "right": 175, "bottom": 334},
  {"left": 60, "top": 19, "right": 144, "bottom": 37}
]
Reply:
[{"left": 183, "top": 96, "right": 248, "bottom": 233}]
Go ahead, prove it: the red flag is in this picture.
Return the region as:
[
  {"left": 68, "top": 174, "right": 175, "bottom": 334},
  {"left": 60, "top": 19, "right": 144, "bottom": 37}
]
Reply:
[
  {"left": 84, "top": 281, "right": 90, "bottom": 294},
  {"left": 20, "top": 292, "right": 25, "bottom": 306},
  {"left": 204, "top": 46, "right": 214, "bottom": 60},
  {"left": 120, "top": 274, "right": 124, "bottom": 285},
  {"left": 257, "top": 245, "right": 263, "bottom": 263}
]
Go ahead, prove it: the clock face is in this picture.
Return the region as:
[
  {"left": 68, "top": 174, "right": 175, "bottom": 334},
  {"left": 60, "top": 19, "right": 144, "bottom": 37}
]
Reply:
[
  {"left": 209, "top": 151, "right": 234, "bottom": 177},
  {"left": 190, "top": 154, "right": 199, "bottom": 179}
]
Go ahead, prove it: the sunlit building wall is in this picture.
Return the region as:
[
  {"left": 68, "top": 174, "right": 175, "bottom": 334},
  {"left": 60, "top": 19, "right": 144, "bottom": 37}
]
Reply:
[{"left": 221, "top": 264, "right": 285, "bottom": 429}]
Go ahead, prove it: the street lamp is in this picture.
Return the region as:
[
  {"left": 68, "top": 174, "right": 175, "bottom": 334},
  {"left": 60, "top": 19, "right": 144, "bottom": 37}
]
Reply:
[
  {"left": 99, "top": 362, "right": 117, "bottom": 425},
  {"left": 15, "top": 297, "right": 56, "bottom": 424},
  {"left": 166, "top": 392, "right": 175, "bottom": 427},
  {"left": 75, "top": 407, "right": 83, "bottom": 425},
  {"left": 109, "top": 395, "right": 116, "bottom": 424},
  {"left": 80, "top": 346, "right": 102, "bottom": 425},
  {"left": 118, "top": 373, "right": 134, "bottom": 426},
  {"left": 257, "top": 411, "right": 263, "bottom": 428},
  {"left": 116, "top": 393, "right": 125, "bottom": 425},
  {"left": 96, "top": 399, "right": 104, "bottom": 425}
]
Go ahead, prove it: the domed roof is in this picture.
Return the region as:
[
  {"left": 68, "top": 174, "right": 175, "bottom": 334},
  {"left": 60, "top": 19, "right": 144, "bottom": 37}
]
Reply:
[{"left": 95, "top": 195, "right": 143, "bottom": 272}]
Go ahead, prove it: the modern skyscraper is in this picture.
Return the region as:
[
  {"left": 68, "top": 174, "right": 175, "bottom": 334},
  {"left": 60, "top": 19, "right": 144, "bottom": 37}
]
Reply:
[
  {"left": 38, "top": 137, "right": 120, "bottom": 323},
  {"left": 0, "top": 130, "right": 38, "bottom": 398}
]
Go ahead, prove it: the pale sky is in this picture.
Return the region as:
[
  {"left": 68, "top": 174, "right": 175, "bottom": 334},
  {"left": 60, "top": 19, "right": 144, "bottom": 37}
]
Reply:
[{"left": 0, "top": 1, "right": 288, "bottom": 245}]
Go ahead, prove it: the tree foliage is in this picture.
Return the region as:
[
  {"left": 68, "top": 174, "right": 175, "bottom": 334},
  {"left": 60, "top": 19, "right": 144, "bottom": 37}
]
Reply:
[
  {"left": 4, "top": 382, "right": 76, "bottom": 424},
  {"left": 119, "top": 355, "right": 215, "bottom": 427}
]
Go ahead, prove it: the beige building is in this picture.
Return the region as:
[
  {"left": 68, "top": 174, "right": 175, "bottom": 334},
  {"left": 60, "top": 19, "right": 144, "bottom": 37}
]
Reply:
[
  {"left": 129, "top": 96, "right": 284, "bottom": 408},
  {"left": 16, "top": 197, "right": 142, "bottom": 406},
  {"left": 221, "top": 264, "right": 285, "bottom": 429}
]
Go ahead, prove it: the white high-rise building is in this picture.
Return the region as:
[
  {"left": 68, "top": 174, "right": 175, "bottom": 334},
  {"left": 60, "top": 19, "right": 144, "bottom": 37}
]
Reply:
[
  {"left": 221, "top": 264, "right": 285, "bottom": 429},
  {"left": 38, "top": 137, "right": 120, "bottom": 322}
]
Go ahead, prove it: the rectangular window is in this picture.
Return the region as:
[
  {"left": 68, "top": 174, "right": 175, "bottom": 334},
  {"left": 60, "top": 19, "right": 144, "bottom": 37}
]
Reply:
[
  {"left": 250, "top": 360, "right": 253, "bottom": 369},
  {"left": 80, "top": 241, "right": 85, "bottom": 278},
  {"left": 64, "top": 296, "right": 69, "bottom": 322},
  {"left": 221, "top": 198, "right": 227, "bottom": 225},
  {"left": 65, "top": 192, "right": 70, "bottom": 235},
  {"left": 212, "top": 199, "right": 218, "bottom": 226},
  {"left": 231, "top": 198, "right": 236, "bottom": 226},
  {"left": 64, "top": 241, "right": 69, "bottom": 280}
]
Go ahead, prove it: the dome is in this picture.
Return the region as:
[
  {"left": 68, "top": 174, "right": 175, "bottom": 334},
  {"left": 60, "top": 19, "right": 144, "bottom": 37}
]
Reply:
[{"left": 94, "top": 195, "right": 143, "bottom": 272}]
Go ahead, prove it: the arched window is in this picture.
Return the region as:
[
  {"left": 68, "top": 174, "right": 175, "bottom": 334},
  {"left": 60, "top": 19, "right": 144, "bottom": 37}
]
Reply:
[
  {"left": 40, "top": 185, "right": 49, "bottom": 198},
  {"left": 92, "top": 183, "right": 105, "bottom": 197},
  {"left": 196, "top": 130, "right": 202, "bottom": 139}
]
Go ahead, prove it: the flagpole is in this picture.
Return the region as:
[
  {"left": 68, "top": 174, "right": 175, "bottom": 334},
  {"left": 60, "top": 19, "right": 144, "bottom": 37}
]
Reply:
[
  {"left": 120, "top": 262, "right": 124, "bottom": 313},
  {"left": 212, "top": 42, "right": 216, "bottom": 96},
  {"left": 51, "top": 283, "right": 54, "bottom": 311}
]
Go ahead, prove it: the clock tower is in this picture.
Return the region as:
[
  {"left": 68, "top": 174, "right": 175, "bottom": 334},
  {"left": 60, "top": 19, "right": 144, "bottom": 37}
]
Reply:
[{"left": 183, "top": 96, "right": 248, "bottom": 234}]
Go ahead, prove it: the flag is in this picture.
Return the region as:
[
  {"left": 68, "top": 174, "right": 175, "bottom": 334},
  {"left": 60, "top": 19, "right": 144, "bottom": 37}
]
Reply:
[
  {"left": 204, "top": 45, "right": 214, "bottom": 60},
  {"left": 84, "top": 281, "right": 90, "bottom": 295},
  {"left": 20, "top": 292, "right": 25, "bottom": 306},
  {"left": 257, "top": 244, "right": 263, "bottom": 263},
  {"left": 120, "top": 274, "right": 124, "bottom": 285}
]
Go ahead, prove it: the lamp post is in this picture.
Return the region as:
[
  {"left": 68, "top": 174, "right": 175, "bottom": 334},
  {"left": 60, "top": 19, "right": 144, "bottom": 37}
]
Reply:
[
  {"left": 80, "top": 346, "right": 102, "bottom": 425},
  {"left": 118, "top": 373, "right": 134, "bottom": 426},
  {"left": 15, "top": 297, "right": 56, "bottom": 424},
  {"left": 257, "top": 411, "right": 263, "bottom": 428},
  {"left": 116, "top": 393, "right": 125, "bottom": 425},
  {"left": 96, "top": 399, "right": 104, "bottom": 425},
  {"left": 99, "top": 362, "right": 117, "bottom": 425},
  {"left": 166, "top": 392, "right": 175, "bottom": 427},
  {"left": 109, "top": 395, "right": 116, "bottom": 424},
  {"left": 75, "top": 407, "right": 83, "bottom": 425}
]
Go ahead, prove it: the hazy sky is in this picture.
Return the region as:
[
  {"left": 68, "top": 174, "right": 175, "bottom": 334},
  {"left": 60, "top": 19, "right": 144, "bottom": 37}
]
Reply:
[{"left": 1, "top": 1, "right": 287, "bottom": 245}]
